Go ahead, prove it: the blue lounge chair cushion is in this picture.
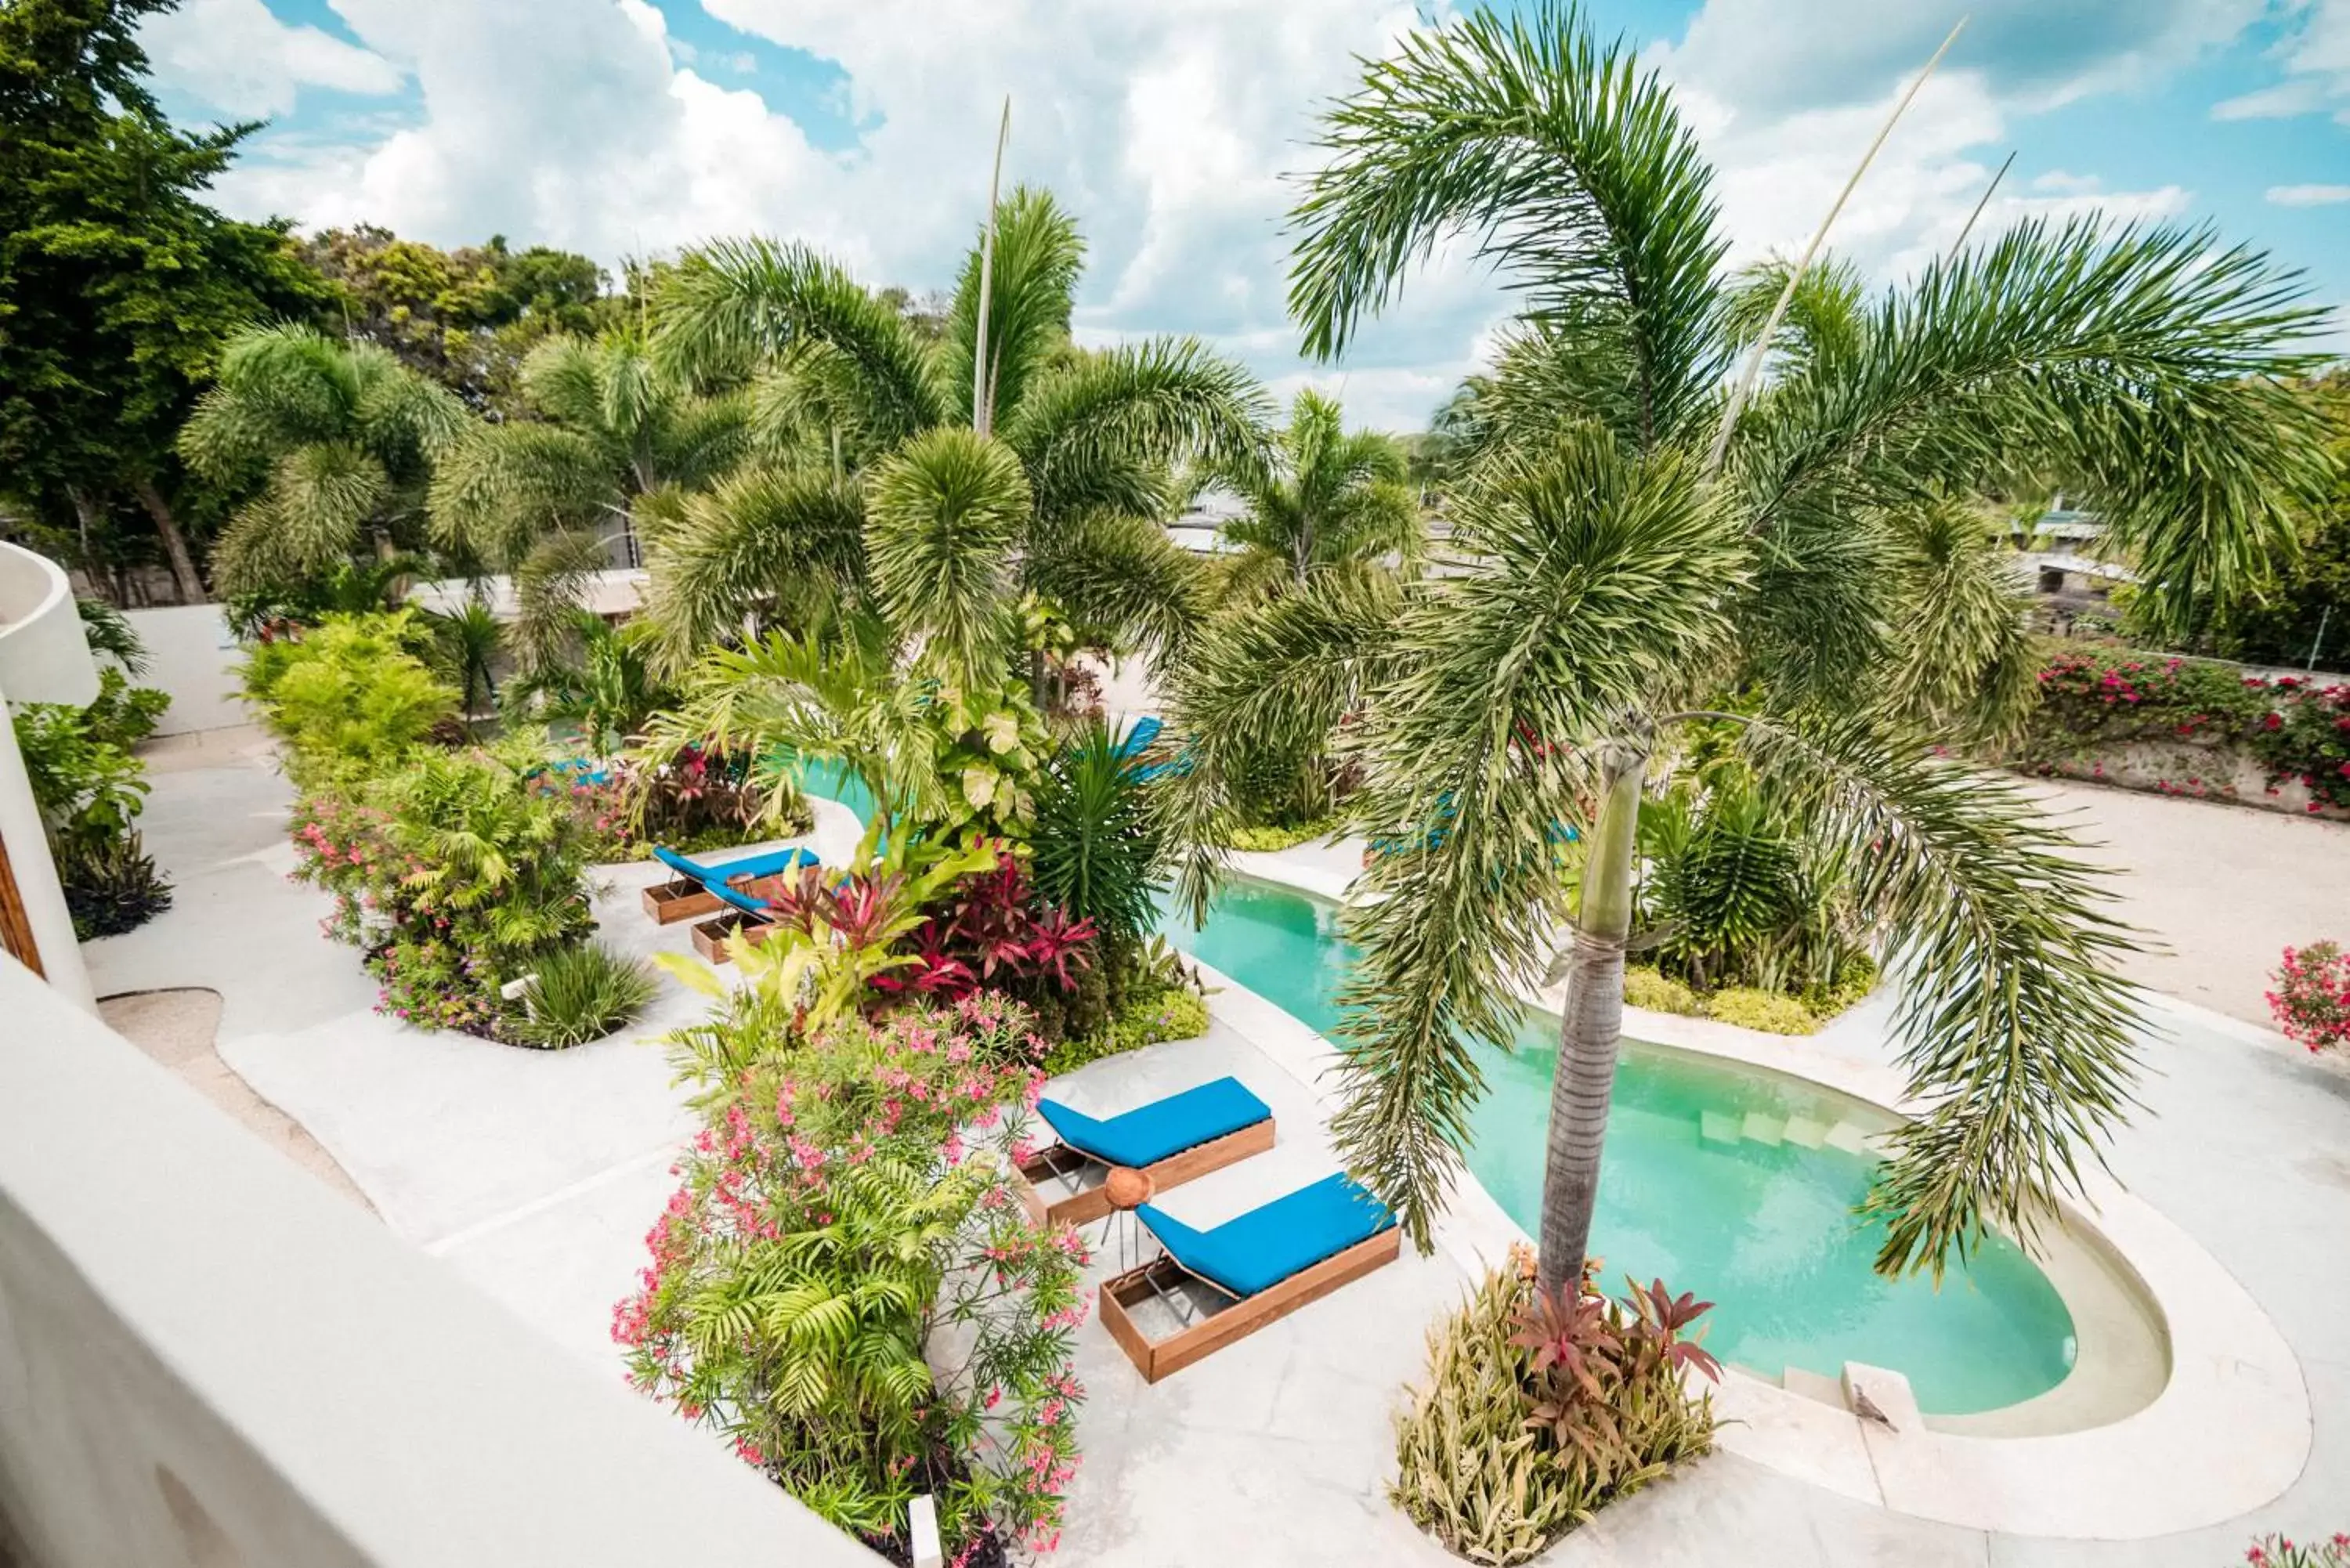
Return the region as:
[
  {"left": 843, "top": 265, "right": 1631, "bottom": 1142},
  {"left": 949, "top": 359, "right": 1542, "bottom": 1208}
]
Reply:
[
  {"left": 1112, "top": 715, "right": 1164, "bottom": 760},
  {"left": 1139, "top": 1173, "right": 1396, "bottom": 1299},
  {"left": 1036, "top": 1076, "right": 1269, "bottom": 1170},
  {"left": 653, "top": 844, "right": 819, "bottom": 889}
]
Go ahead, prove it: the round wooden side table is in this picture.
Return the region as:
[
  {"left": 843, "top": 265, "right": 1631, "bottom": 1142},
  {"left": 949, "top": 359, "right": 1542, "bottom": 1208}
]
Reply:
[{"left": 1103, "top": 1165, "right": 1155, "bottom": 1270}]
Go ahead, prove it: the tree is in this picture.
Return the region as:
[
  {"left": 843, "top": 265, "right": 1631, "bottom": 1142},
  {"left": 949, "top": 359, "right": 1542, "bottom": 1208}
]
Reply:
[
  {"left": 178, "top": 324, "right": 467, "bottom": 593},
  {"left": 2208, "top": 373, "right": 2350, "bottom": 670},
  {"left": 427, "top": 330, "right": 756, "bottom": 669},
  {"left": 0, "top": 0, "right": 336, "bottom": 602},
  {"left": 1216, "top": 388, "right": 1419, "bottom": 599},
  {"left": 298, "top": 226, "right": 613, "bottom": 408},
  {"left": 1166, "top": 2, "right": 2332, "bottom": 1294},
  {"left": 641, "top": 186, "right": 1269, "bottom": 681}
]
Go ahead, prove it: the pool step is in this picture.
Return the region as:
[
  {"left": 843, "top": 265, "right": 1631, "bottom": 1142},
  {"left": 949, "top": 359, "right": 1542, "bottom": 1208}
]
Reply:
[
  {"left": 1781, "top": 1366, "right": 1847, "bottom": 1409},
  {"left": 1699, "top": 1111, "right": 1886, "bottom": 1160}
]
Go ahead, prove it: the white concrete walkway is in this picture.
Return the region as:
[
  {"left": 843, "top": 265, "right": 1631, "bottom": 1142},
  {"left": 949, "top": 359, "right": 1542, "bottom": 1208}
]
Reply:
[{"left": 82, "top": 748, "right": 2350, "bottom": 1567}]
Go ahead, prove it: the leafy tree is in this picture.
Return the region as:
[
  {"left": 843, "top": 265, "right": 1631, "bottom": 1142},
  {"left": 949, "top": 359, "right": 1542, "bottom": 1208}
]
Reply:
[
  {"left": 298, "top": 225, "right": 612, "bottom": 407},
  {"left": 1166, "top": 2, "right": 2331, "bottom": 1292},
  {"left": 178, "top": 325, "right": 467, "bottom": 593},
  {"left": 1217, "top": 388, "right": 1419, "bottom": 598},
  {"left": 0, "top": 0, "right": 336, "bottom": 602},
  {"left": 641, "top": 186, "right": 1269, "bottom": 679}
]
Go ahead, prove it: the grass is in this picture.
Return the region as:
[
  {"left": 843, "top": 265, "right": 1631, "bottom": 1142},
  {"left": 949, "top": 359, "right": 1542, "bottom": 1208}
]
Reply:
[
  {"left": 1217, "top": 817, "right": 1337, "bottom": 853},
  {"left": 1619, "top": 957, "right": 1878, "bottom": 1037},
  {"left": 510, "top": 941, "right": 660, "bottom": 1048}
]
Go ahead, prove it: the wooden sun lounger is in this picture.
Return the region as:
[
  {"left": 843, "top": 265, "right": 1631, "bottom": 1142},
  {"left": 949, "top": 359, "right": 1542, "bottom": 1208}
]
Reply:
[{"left": 1099, "top": 1225, "right": 1401, "bottom": 1383}]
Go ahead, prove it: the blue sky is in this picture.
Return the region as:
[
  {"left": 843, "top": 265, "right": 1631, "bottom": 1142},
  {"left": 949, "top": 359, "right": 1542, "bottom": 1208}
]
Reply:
[{"left": 143, "top": 0, "right": 2350, "bottom": 430}]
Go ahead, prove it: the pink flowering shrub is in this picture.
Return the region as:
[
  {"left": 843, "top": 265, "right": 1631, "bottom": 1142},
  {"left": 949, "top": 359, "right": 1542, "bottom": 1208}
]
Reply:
[
  {"left": 2024, "top": 652, "right": 2350, "bottom": 810},
  {"left": 2241, "top": 1533, "right": 2350, "bottom": 1567},
  {"left": 616, "top": 992, "right": 1088, "bottom": 1561},
  {"left": 2268, "top": 942, "right": 2350, "bottom": 1054}
]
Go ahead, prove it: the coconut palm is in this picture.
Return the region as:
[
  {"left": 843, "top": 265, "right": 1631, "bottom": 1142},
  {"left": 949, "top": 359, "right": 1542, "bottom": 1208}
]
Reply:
[
  {"left": 1216, "top": 388, "right": 1420, "bottom": 599},
  {"left": 642, "top": 186, "right": 1269, "bottom": 681},
  {"left": 1166, "top": 2, "right": 2333, "bottom": 1292},
  {"left": 179, "top": 325, "right": 467, "bottom": 594}
]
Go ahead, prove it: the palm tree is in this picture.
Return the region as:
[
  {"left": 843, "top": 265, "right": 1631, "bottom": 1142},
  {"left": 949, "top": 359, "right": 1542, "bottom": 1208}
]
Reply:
[
  {"left": 641, "top": 186, "right": 1269, "bottom": 683},
  {"left": 1166, "top": 2, "right": 2333, "bottom": 1295},
  {"left": 1216, "top": 389, "right": 1419, "bottom": 599},
  {"left": 428, "top": 331, "right": 760, "bottom": 667},
  {"left": 178, "top": 325, "right": 467, "bottom": 594}
]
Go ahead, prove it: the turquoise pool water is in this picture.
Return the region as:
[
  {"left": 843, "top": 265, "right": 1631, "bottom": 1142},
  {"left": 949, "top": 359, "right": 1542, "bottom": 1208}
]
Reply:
[
  {"left": 1155, "top": 878, "right": 2081, "bottom": 1415},
  {"left": 790, "top": 757, "right": 882, "bottom": 824}
]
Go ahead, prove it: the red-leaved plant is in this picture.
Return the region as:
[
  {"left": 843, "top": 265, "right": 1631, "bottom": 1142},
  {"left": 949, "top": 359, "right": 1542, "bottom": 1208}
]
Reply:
[
  {"left": 1510, "top": 1259, "right": 1722, "bottom": 1486},
  {"left": 2268, "top": 941, "right": 2350, "bottom": 1054}
]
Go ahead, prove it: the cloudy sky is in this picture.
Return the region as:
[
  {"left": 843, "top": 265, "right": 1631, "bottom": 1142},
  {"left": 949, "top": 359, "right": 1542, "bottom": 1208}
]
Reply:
[{"left": 143, "top": 0, "right": 2350, "bottom": 431}]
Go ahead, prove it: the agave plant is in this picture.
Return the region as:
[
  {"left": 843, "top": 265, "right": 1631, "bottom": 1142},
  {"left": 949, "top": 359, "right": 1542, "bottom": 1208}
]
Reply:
[
  {"left": 640, "top": 186, "right": 1271, "bottom": 680},
  {"left": 1167, "top": 1, "right": 2334, "bottom": 1290}
]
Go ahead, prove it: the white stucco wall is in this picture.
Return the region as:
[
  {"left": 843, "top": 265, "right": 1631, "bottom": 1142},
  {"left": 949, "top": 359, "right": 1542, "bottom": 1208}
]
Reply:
[
  {"left": 0, "top": 957, "right": 879, "bottom": 1568},
  {"left": 121, "top": 603, "right": 245, "bottom": 736},
  {"left": 0, "top": 541, "right": 98, "bottom": 1010}
]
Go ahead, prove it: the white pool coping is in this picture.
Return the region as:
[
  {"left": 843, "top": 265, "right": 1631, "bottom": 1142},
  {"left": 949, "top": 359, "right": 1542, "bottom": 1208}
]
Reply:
[{"left": 1196, "top": 849, "right": 2312, "bottom": 1541}]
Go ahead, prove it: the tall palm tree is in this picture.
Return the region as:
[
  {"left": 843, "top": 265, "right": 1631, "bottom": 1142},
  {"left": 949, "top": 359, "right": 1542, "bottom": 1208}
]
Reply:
[
  {"left": 179, "top": 325, "right": 467, "bottom": 594},
  {"left": 428, "top": 331, "right": 758, "bottom": 670},
  {"left": 1216, "top": 388, "right": 1419, "bottom": 599},
  {"left": 642, "top": 186, "right": 1270, "bottom": 682},
  {"left": 1166, "top": 2, "right": 2333, "bottom": 1294}
]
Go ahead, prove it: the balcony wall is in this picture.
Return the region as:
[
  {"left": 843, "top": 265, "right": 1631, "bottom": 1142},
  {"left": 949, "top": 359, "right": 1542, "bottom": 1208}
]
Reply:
[
  {"left": 0, "top": 541, "right": 97, "bottom": 1007},
  {"left": 0, "top": 955, "right": 878, "bottom": 1568}
]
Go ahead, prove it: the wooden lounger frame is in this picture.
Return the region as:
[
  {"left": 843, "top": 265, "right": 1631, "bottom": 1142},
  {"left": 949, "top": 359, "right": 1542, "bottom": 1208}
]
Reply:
[
  {"left": 1098, "top": 1226, "right": 1401, "bottom": 1382},
  {"left": 688, "top": 910, "right": 781, "bottom": 963},
  {"left": 1014, "top": 1118, "right": 1275, "bottom": 1227},
  {"left": 642, "top": 877, "right": 723, "bottom": 925}
]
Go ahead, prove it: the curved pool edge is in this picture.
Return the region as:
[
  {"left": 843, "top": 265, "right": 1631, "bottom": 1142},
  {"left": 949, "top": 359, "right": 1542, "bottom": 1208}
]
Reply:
[{"left": 1197, "top": 851, "right": 2312, "bottom": 1541}]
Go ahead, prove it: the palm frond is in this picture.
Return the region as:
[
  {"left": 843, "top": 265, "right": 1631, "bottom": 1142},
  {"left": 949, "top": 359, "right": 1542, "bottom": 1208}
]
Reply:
[
  {"left": 638, "top": 467, "right": 869, "bottom": 673},
  {"left": 509, "top": 529, "right": 613, "bottom": 677},
  {"left": 1730, "top": 714, "right": 2142, "bottom": 1279},
  {"left": 942, "top": 186, "right": 1085, "bottom": 432},
  {"left": 1022, "top": 508, "right": 1211, "bottom": 662},
  {"left": 864, "top": 428, "right": 1031, "bottom": 685},
  {"left": 1004, "top": 338, "right": 1271, "bottom": 522},
  {"left": 1288, "top": 0, "right": 1727, "bottom": 448},
  {"left": 655, "top": 239, "right": 951, "bottom": 446},
  {"left": 428, "top": 423, "right": 620, "bottom": 565}
]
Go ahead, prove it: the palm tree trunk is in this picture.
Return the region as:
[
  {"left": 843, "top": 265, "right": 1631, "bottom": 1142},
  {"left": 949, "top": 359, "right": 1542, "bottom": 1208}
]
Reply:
[
  {"left": 132, "top": 476, "right": 205, "bottom": 604},
  {"left": 1536, "top": 736, "right": 1646, "bottom": 1295}
]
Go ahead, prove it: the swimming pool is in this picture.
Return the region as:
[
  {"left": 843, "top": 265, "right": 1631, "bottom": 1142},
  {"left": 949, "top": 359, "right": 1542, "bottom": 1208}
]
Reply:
[{"left": 1155, "top": 876, "right": 2082, "bottom": 1416}]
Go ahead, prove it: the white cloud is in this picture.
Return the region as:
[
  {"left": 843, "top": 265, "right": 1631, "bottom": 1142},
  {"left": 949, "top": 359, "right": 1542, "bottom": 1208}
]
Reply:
[
  {"left": 140, "top": 0, "right": 403, "bottom": 118},
  {"left": 2212, "top": 0, "right": 2350, "bottom": 124},
  {"left": 146, "top": 0, "right": 2294, "bottom": 432},
  {"left": 2268, "top": 182, "right": 2350, "bottom": 204}
]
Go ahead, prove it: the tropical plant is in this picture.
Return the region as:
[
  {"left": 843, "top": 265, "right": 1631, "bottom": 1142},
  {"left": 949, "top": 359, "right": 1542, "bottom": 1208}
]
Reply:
[
  {"left": 12, "top": 681, "right": 173, "bottom": 938},
  {"left": 640, "top": 187, "right": 1267, "bottom": 677},
  {"left": 1392, "top": 1252, "right": 1715, "bottom": 1565},
  {"left": 222, "top": 552, "right": 436, "bottom": 641},
  {"left": 74, "top": 596, "right": 150, "bottom": 674},
  {"left": 616, "top": 994, "right": 1088, "bottom": 1560},
  {"left": 506, "top": 615, "right": 678, "bottom": 757},
  {"left": 427, "top": 596, "right": 504, "bottom": 724},
  {"left": 2268, "top": 941, "right": 2350, "bottom": 1055},
  {"left": 56, "top": 828, "right": 172, "bottom": 941},
  {"left": 240, "top": 611, "right": 457, "bottom": 789},
  {"left": 2240, "top": 1534, "right": 2350, "bottom": 1568},
  {"left": 1215, "top": 388, "right": 1420, "bottom": 598},
  {"left": 1028, "top": 721, "right": 1166, "bottom": 951},
  {"left": 1167, "top": 2, "right": 2332, "bottom": 1292},
  {"left": 428, "top": 331, "right": 757, "bottom": 665},
  {"left": 178, "top": 324, "right": 468, "bottom": 594},
  {"left": 512, "top": 941, "right": 658, "bottom": 1049}
]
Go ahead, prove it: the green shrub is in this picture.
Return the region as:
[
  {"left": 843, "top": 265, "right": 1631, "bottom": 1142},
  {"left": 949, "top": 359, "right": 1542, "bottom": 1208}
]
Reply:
[
  {"left": 241, "top": 612, "right": 456, "bottom": 788},
  {"left": 512, "top": 941, "right": 658, "bottom": 1048},
  {"left": 1029, "top": 721, "right": 1166, "bottom": 947},
  {"left": 1220, "top": 817, "right": 1336, "bottom": 853},
  {"left": 84, "top": 669, "right": 168, "bottom": 749},
  {"left": 13, "top": 680, "right": 173, "bottom": 940},
  {"left": 1802, "top": 952, "right": 1878, "bottom": 1019},
  {"left": 1622, "top": 965, "right": 1702, "bottom": 1016},
  {"left": 1042, "top": 980, "right": 1209, "bottom": 1075},
  {"left": 1705, "top": 988, "right": 1820, "bottom": 1035},
  {"left": 1394, "top": 1259, "right": 1716, "bottom": 1565},
  {"left": 620, "top": 995, "right": 1086, "bottom": 1561}
]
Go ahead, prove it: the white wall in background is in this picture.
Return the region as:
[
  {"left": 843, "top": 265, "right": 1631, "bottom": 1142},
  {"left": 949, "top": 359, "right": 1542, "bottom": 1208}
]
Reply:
[
  {"left": 122, "top": 604, "right": 246, "bottom": 735},
  {"left": 0, "top": 540, "right": 99, "bottom": 1010}
]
